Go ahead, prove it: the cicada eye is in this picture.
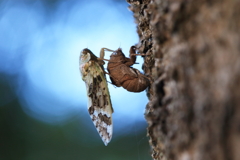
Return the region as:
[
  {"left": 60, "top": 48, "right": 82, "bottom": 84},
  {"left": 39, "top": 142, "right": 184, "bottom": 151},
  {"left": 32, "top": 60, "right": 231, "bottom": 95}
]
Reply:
[
  {"left": 80, "top": 48, "right": 91, "bottom": 63},
  {"left": 112, "top": 49, "right": 119, "bottom": 55},
  {"left": 82, "top": 48, "right": 89, "bottom": 55},
  {"left": 115, "top": 48, "right": 124, "bottom": 56}
]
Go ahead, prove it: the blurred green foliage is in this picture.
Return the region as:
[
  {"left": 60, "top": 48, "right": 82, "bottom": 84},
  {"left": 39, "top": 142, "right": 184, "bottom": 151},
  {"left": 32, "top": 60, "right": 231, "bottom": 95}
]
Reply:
[{"left": 0, "top": 74, "right": 151, "bottom": 160}]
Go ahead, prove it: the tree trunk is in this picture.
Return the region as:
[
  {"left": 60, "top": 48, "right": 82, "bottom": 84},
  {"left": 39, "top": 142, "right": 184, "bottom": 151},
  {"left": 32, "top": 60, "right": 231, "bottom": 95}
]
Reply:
[{"left": 127, "top": 0, "right": 240, "bottom": 160}]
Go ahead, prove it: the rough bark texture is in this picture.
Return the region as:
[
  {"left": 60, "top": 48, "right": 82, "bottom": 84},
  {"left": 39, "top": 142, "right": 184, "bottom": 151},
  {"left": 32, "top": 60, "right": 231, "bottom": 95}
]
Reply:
[{"left": 127, "top": 0, "right": 240, "bottom": 160}]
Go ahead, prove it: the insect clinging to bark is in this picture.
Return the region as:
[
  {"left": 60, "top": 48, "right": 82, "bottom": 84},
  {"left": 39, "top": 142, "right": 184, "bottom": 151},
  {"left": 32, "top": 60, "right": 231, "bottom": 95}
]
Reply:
[
  {"left": 104, "top": 46, "right": 151, "bottom": 92},
  {"left": 79, "top": 48, "right": 114, "bottom": 146},
  {"left": 79, "top": 46, "right": 150, "bottom": 145}
]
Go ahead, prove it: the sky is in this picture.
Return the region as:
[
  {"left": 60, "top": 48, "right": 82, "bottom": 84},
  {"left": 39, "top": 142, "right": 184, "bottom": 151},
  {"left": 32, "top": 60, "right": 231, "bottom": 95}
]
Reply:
[{"left": 0, "top": 0, "right": 149, "bottom": 137}]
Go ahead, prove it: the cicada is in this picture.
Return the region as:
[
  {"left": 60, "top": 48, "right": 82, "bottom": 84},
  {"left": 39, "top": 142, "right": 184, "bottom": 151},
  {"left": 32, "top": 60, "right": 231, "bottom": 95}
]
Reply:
[
  {"left": 79, "top": 46, "right": 150, "bottom": 145},
  {"left": 79, "top": 48, "right": 114, "bottom": 146}
]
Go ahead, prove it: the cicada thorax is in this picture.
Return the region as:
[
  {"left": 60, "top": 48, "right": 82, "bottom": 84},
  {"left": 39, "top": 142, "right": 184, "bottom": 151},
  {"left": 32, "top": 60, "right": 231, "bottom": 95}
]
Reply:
[
  {"left": 107, "top": 47, "right": 150, "bottom": 92},
  {"left": 107, "top": 48, "right": 127, "bottom": 87}
]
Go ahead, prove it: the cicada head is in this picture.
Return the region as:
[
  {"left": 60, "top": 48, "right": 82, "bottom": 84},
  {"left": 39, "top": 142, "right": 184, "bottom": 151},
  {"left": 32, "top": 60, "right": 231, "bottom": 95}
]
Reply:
[
  {"left": 80, "top": 48, "right": 92, "bottom": 65},
  {"left": 110, "top": 48, "right": 126, "bottom": 63}
]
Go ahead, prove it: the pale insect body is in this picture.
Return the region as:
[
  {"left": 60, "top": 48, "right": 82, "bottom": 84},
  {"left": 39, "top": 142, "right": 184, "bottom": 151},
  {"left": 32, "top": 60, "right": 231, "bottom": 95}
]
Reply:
[{"left": 79, "top": 48, "right": 113, "bottom": 146}]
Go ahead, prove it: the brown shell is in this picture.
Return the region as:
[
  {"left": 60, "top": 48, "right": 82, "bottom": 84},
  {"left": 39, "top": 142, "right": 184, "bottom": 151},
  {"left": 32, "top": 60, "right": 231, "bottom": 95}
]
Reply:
[{"left": 107, "top": 47, "right": 150, "bottom": 92}]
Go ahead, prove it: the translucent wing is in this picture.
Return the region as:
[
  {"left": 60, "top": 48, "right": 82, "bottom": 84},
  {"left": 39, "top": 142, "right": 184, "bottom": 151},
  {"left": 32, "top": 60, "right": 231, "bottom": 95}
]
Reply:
[{"left": 79, "top": 49, "right": 113, "bottom": 146}]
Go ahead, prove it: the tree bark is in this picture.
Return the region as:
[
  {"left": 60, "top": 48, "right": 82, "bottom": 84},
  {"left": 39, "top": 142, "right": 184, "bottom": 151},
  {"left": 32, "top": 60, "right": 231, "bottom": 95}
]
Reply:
[{"left": 127, "top": 0, "right": 240, "bottom": 160}]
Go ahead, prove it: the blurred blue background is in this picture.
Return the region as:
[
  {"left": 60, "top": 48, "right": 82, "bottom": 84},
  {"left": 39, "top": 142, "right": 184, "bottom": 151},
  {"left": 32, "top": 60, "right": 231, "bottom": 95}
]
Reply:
[{"left": 0, "top": 0, "right": 151, "bottom": 159}]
